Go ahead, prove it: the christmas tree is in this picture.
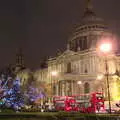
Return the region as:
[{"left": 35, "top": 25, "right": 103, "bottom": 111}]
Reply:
[
  {"left": 0, "top": 73, "right": 24, "bottom": 111},
  {"left": 0, "top": 66, "right": 47, "bottom": 111}
]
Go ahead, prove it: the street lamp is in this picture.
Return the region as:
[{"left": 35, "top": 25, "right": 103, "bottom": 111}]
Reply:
[
  {"left": 97, "top": 74, "right": 104, "bottom": 80},
  {"left": 77, "top": 81, "right": 82, "bottom": 85},
  {"left": 51, "top": 71, "right": 58, "bottom": 95},
  {"left": 99, "top": 42, "right": 112, "bottom": 114},
  {"left": 77, "top": 81, "right": 82, "bottom": 94},
  {"left": 51, "top": 71, "right": 58, "bottom": 77}
]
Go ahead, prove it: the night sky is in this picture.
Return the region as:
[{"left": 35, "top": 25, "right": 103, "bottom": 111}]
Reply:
[{"left": 0, "top": 0, "right": 120, "bottom": 69}]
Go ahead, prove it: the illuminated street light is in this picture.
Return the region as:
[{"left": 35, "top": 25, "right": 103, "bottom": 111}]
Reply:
[
  {"left": 97, "top": 74, "right": 104, "bottom": 80},
  {"left": 77, "top": 81, "right": 82, "bottom": 94},
  {"left": 99, "top": 42, "right": 112, "bottom": 114},
  {"left": 77, "top": 81, "right": 82, "bottom": 85},
  {"left": 99, "top": 43, "right": 112, "bottom": 54},
  {"left": 51, "top": 71, "right": 58, "bottom": 76}
]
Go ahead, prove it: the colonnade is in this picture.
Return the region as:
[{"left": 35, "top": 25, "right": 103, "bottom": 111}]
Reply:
[{"left": 52, "top": 80, "right": 89, "bottom": 96}]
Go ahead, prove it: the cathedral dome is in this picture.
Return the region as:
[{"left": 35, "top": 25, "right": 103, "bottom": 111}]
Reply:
[
  {"left": 74, "top": 0, "right": 107, "bottom": 34},
  {"left": 80, "top": 10, "right": 105, "bottom": 26},
  {"left": 73, "top": 9, "right": 107, "bottom": 36},
  {"left": 69, "top": 0, "right": 108, "bottom": 52}
]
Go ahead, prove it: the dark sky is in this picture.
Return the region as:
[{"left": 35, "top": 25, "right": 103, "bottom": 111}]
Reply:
[{"left": 0, "top": 0, "right": 120, "bottom": 69}]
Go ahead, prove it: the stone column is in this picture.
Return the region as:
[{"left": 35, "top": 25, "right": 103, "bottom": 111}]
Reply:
[
  {"left": 66, "top": 81, "right": 69, "bottom": 96},
  {"left": 72, "top": 80, "right": 75, "bottom": 95},
  {"left": 92, "top": 56, "right": 94, "bottom": 73},
  {"left": 71, "top": 80, "right": 73, "bottom": 95},
  {"left": 66, "top": 80, "right": 71, "bottom": 96},
  {"left": 62, "top": 81, "right": 65, "bottom": 96},
  {"left": 59, "top": 81, "right": 61, "bottom": 96},
  {"left": 65, "top": 81, "right": 67, "bottom": 96},
  {"left": 90, "top": 57, "right": 92, "bottom": 73},
  {"left": 56, "top": 82, "right": 59, "bottom": 96}
]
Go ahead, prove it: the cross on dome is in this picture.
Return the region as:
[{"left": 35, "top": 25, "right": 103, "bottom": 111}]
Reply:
[{"left": 86, "top": 0, "right": 93, "bottom": 11}]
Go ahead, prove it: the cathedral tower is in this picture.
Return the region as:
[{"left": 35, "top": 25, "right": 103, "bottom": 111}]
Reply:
[{"left": 15, "top": 48, "right": 25, "bottom": 71}]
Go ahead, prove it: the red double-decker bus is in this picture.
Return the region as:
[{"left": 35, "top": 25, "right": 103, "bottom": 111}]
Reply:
[
  {"left": 53, "top": 92, "right": 105, "bottom": 113},
  {"left": 74, "top": 92, "right": 105, "bottom": 113},
  {"left": 53, "top": 96, "right": 78, "bottom": 112}
]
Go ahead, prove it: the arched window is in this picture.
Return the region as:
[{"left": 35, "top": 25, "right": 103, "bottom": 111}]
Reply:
[
  {"left": 67, "top": 62, "right": 71, "bottom": 73},
  {"left": 84, "top": 82, "right": 90, "bottom": 94},
  {"left": 84, "top": 64, "right": 88, "bottom": 73}
]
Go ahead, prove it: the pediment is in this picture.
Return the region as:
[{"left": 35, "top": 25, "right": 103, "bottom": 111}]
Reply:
[{"left": 56, "top": 49, "right": 76, "bottom": 60}]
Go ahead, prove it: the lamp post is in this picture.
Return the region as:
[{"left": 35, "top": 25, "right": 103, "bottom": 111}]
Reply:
[
  {"left": 99, "top": 43, "right": 112, "bottom": 114},
  {"left": 51, "top": 71, "right": 58, "bottom": 96},
  {"left": 97, "top": 74, "right": 104, "bottom": 93},
  {"left": 77, "top": 81, "right": 82, "bottom": 94}
]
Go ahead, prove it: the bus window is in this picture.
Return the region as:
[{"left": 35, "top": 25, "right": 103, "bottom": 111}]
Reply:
[
  {"left": 96, "top": 94, "right": 103, "bottom": 100},
  {"left": 55, "top": 103, "right": 65, "bottom": 107},
  {"left": 84, "top": 102, "right": 91, "bottom": 108}
]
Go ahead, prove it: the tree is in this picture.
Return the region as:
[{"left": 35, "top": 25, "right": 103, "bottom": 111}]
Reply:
[
  {"left": 24, "top": 81, "right": 46, "bottom": 105},
  {"left": 0, "top": 74, "right": 24, "bottom": 111}
]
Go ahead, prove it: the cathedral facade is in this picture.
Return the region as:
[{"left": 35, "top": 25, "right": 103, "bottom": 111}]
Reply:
[{"left": 34, "top": 0, "right": 120, "bottom": 102}]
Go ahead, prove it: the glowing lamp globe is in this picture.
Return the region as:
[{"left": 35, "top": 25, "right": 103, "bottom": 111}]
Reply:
[
  {"left": 77, "top": 81, "right": 82, "bottom": 85},
  {"left": 99, "top": 43, "right": 112, "bottom": 53},
  {"left": 97, "top": 74, "right": 104, "bottom": 80},
  {"left": 51, "top": 71, "right": 58, "bottom": 76}
]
